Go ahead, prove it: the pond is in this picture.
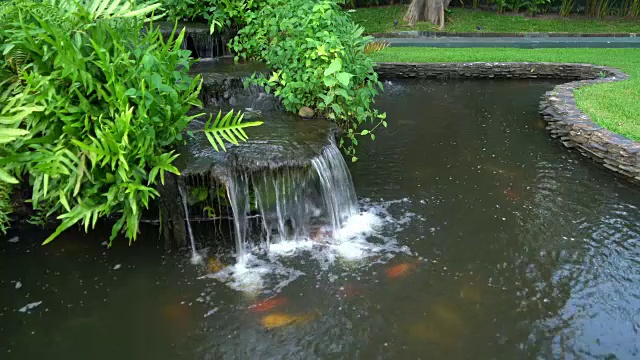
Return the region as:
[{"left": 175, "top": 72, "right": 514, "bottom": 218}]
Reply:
[{"left": 2, "top": 79, "right": 640, "bottom": 359}]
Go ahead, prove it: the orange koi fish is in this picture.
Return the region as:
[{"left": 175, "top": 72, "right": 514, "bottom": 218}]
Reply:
[
  {"left": 207, "top": 258, "right": 225, "bottom": 273},
  {"left": 385, "top": 262, "right": 415, "bottom": 279},
  {"left": 504, "top": 188, "right": 520, "bottom": 201},
  {"left": 249, "top": 296, "right": 288, "bottom": 313},
  {"left": 261, "top": 312, "right": 315, "bottom": 329}
]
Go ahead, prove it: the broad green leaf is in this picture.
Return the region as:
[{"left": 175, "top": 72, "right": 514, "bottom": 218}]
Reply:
[
  {"left": 323, "top": 58, "right": 342, "bottom": 76},
  {"left": 336, "top": 72, "right": 353, "bottom": 87}
]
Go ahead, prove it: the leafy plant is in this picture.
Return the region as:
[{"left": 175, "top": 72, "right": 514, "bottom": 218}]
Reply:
[
  {"left": 0, "top": 182, "right": 12, "bottom": 234},
  {"left": 363, "top": 40, "right": 390, "bottom": 54},
  {"left": 0, "top": 0, "right": 260, "bottom": 244},
  {"left": 231, "top": 0, "right": 386, "bottom": 161},
  {"left": 631, "top": 0, "right": 640, "bottom": 18},
  {"left": 494, "top": 0, "right": 551, "bottom": 13},
  {"left": 559, "top": 0, "right": 575, "bottom": 16},
  {"left": 586, "top": 0, "right": 614, "bottom": 17},
  {"left": 163, "top": 0, "right": 267, "bottom": 33}
]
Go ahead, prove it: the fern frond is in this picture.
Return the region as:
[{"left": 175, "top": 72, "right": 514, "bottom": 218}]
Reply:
[
  {"left": 203, "top": 110, "right": 263, "bottom": 152},
  {"left": 71, "top": 0, "right": 164, "bottom": 22}
]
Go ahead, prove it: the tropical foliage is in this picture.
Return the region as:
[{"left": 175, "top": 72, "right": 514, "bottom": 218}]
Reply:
[
  {"left": 0, "top": 0, "right": 260, "bottom": 243},
  {"left": 163, "top": 0, "right": 267, "bottom": 30},
  {"left": 231, "top": 0, "right": 387, "bottom": 161}
]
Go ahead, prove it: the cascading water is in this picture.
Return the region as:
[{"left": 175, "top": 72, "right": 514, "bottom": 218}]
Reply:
[
  {"left": 223, "top": 139, "right": 358, "bottom": 264},
  {"left": 182, "top": 30, "right": 233, "bottom": 60},
  {"left": 178, "top": 184, "right": 202, "bottom": 264},
  {"left": 311, "top": 143, "right": 358, "bottom": 235}
]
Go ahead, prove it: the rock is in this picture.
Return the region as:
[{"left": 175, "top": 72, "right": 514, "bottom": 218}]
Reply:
[{"left": 298, "top": 106, "right": 315, "bottom": 119}]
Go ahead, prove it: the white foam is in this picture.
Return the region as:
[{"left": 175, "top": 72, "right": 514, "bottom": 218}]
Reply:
[
  {"left": 202, "top": 199, "right": 419, "bottom": 294},
  {"left": 202, "top": 253, "right": 303, "bottom": 295},
  {"left": 190, "top": 252, "right": 204, "bottom": 265},
  {"left": 335, "top": 211, "right": 381, "bottom": 241},
  {"left": 268, "top": 239, "right": 315, "bottom": 255}
]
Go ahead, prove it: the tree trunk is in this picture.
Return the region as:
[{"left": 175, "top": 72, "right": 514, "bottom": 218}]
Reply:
[{"left": 403, "top": 0, "right": 452, "bottom": 29}]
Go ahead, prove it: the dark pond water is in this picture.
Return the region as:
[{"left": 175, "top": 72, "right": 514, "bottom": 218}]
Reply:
[{"left": 2, "top": 79, "right": 640, "bottom": 359}]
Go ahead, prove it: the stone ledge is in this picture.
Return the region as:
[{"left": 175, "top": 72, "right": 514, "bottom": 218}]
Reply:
[
  {"left": 372, "top": 31, "right": 639, "bottom": 38},
  {"left": 374, "top": 62, "right": 637, "bottom": 184}
]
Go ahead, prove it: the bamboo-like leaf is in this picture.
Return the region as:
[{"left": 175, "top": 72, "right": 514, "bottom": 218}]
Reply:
[
  {"left": 0, "top": 169, "right": 18, "bottom": 184},
  {"left": 59, "top": 191, "right": 71, "bottom": 212},
  {"left": 74, "top": 155, "right": 85, "bottom": 196},
  {"left": 117, "top": 3, "right": 161, "bottom": 18}
]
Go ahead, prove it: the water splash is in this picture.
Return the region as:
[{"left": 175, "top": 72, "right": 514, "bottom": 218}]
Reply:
[{"left": 201, "top": 198, "right": 416, "bottom": 294}]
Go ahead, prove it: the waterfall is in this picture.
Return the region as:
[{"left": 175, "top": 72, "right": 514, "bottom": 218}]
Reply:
[
  {"left": 311, "top": 143, "right": 358, "bottom": 237},
  {"left": 178, "top": 184, "right": 202, "bottom": 264},
  {"left": 182, "top": 30, "right": 233, "bottom": 60},
  {"left": 219, "top": 140, "right": 358, "bottom": 263}
]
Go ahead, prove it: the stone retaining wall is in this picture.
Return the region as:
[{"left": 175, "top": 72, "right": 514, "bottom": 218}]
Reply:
[
  {"left": 372, "top": 31, "right": 639, "bottom": 38},
  {"left": 375, "top": 62, "right": 638, "bottom": 184}
]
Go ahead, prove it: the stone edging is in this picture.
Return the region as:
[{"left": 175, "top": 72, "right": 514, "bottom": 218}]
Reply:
[
  {"left": 374, "top": 62, "right": 639, "bottom": 183},
  {"left": 372, "top": 31, "right": 639, "bottom": 38}
]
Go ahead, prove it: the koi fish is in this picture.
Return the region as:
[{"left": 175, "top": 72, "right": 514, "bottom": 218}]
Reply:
[
  {"left": 459, "top": 283, "right": 482, "bottom": 303},
  {"left": 408, "top": 303, "right": 465, "bottom": 347},
  {"left": 207, "top": 258, "right": 225, "bottom": 273},
  {"left": 504, "top": 188, "right": 520, "bottom": 201},
  {"left": 249, "top": 296, "right": 288, "bottom": 313},
  {"left": 385, "top": 262, "right": 414, "bottom": 279},
  {"left": 162, "top": 303, "right": 194, "bottom": 335},
  {"left": 261, "top": 312, "right": 315, "bottom": 329}
]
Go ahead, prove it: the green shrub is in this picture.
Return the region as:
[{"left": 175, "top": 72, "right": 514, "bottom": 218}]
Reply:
[
  {"left": 0, "top": 0, "right": 260, "bottom": 244},
  {"left": 495, "top": 0, "right": 552, "bottom": 13},
  {"left": 231, "top": 0, "right": 386, "bottom": 161},
  {"left": 163, "top": 0, "right": 267, "bottom": 31}
]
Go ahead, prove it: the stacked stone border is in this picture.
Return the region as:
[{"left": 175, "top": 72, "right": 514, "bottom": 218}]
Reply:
[
  {"left": 372, "top": 31, "right": 639, "bottom": 38},
  {"left": 374, "top": 62, "right": 637, "bottom": 183}
]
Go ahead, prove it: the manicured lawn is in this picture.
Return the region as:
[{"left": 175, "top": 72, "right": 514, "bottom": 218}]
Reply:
[
  {"left": 370, "top": 48, "right": 640, "bottom": 141},
  {"left": 349, "top": 6, "right": 640, "bottom": 34}
]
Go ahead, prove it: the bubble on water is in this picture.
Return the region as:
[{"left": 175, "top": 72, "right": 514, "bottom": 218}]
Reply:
[
  {"left": 113, "top": 264, "right": 121, "bottom": 270},
  {"left": 15, "top": 281, "right": 22, "bottom": 289},
  {"left": 203, "top": 307, "right": 219, "bottom": 318},
  {"left": 8, "top": 237, "right": 19, "bottom": 243}
]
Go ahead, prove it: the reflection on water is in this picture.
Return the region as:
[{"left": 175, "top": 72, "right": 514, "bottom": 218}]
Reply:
[{"left": 2, "top": 79, "right": 640, "bottom": 359}]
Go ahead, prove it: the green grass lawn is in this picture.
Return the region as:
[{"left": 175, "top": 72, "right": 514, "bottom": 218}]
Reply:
[
  {"left": 350, "top": 6, "right": 640, "bottom": 34},
  {"left": 370, "top": 48, "right": 640, "bottom": 140}
]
